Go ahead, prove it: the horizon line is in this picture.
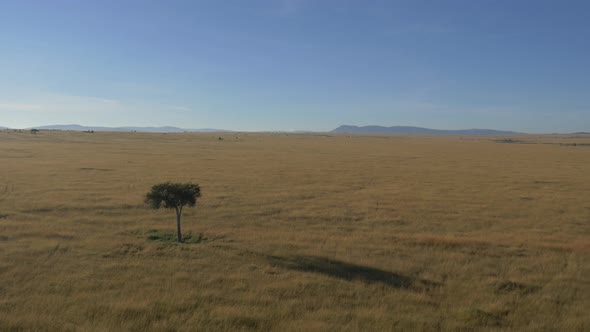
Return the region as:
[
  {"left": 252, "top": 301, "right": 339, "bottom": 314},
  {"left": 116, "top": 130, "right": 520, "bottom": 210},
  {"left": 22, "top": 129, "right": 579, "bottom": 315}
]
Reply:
[{"left": 2, "top": 123, "right": 589, "bottom": 135}]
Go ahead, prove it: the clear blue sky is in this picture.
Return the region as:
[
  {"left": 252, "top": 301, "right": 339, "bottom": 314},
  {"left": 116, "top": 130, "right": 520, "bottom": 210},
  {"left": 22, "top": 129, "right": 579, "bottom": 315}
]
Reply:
[{"left": 1, "top": 0, "right": 589, "bottom": 132}]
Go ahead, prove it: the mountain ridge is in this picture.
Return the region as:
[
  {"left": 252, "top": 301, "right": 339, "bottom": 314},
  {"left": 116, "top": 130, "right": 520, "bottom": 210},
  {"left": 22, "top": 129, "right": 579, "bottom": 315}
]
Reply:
[{"left": 332, "top": 125, "right": 520, "bottom": 135}]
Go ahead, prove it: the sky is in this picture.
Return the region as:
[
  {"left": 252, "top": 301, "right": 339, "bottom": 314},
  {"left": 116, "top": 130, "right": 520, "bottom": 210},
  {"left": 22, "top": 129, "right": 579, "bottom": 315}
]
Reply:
[{"left": 1, "top": 0, "right": 589, "bottom": 132}]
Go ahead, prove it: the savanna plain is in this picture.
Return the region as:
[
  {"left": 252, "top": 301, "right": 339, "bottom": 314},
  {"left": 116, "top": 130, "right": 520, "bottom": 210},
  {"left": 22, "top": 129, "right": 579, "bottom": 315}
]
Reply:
[{"left": 0, "top": 130, "right": 589, "bottom": 331}]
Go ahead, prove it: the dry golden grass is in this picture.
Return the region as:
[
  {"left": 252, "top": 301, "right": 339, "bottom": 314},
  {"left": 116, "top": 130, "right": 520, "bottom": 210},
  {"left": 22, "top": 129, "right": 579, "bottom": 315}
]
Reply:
[{"left": 0, "top": 130, "right": 589, "bottom": 331}]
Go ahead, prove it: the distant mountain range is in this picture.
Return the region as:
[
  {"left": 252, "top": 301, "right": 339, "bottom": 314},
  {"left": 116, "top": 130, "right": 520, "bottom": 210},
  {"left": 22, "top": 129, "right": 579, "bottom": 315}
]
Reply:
[
  {"left": 332, "top": 125, "right": 520, "bottom": 135},
  {"left": 1, "top": 124, "right": 584, "bottom": 135},
  {"left": 19, "top": 124, "right": 232, "bottom": 133}
]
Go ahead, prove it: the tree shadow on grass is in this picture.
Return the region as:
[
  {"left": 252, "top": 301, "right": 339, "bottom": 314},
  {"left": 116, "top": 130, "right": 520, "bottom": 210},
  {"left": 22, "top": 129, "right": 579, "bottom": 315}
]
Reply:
[{"left": 268, "top": 255, "right": 441, "bottom": 291}]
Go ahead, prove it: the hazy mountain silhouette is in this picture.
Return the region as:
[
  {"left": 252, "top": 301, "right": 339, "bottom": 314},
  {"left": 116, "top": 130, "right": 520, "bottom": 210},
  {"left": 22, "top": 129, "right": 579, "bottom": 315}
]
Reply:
[
  {"left": 332, "top": 125, "right": 520, "bottom": 135},
  {"left": 27, "top": 124, "right": 231, "bottom": 133}
]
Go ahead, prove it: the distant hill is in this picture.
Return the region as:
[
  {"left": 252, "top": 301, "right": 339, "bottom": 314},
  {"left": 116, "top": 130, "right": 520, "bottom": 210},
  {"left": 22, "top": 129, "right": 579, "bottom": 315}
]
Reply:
[
  {"left": 28, "top": 124, "right": 232, "bottom": 133},
  {"left": 332, "top": 125, "right": 520, "bottom": 135}
]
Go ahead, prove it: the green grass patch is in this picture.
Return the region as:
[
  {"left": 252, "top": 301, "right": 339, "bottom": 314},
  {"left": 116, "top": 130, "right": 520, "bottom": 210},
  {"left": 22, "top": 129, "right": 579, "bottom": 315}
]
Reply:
[{"left": 146, "top": 229, "right": 206, "bottom": 244}]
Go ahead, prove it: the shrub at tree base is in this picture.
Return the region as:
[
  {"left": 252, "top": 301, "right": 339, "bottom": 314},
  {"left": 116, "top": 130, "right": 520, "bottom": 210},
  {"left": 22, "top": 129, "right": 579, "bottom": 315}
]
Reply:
[{"left": 146, "top": 229, "right": 206, "bottom": 244}]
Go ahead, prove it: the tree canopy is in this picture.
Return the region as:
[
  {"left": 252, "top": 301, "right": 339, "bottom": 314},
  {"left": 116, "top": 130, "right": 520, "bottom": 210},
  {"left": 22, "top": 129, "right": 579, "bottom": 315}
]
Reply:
[{"left": 145, "top": 182, "right": 201, "bottom": 211}]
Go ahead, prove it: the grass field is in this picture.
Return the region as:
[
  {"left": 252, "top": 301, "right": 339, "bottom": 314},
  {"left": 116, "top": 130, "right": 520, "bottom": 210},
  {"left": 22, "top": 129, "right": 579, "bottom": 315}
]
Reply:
[{"left": 0, "top": 130, "right": 589, "bottom": 331}]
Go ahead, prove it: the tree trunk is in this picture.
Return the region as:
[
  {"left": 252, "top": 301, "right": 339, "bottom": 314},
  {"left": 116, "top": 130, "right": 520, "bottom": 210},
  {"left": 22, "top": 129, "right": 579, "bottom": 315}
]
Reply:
[{"left": 176, "top": 210, "right": 182, "bottom": 242}]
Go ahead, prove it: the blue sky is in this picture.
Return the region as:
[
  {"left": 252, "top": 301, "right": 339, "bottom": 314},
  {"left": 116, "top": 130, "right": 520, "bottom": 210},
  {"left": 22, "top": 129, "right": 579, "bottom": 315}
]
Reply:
[{"left": 1, "top": 0, "right": 589, "bottom": 132}]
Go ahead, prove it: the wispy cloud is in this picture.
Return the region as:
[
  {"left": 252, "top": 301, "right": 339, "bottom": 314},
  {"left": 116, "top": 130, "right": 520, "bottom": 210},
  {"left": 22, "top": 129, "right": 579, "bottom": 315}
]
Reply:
[
  {"left": 0, "top": 93, "right": 191, "bottom": 114},
  {"left": 0, "top": 94, "right": 121, "bottom": 113}
]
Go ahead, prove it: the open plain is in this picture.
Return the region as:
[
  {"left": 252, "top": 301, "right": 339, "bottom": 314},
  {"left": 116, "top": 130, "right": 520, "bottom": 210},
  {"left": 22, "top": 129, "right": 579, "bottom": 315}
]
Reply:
[{"left": 0, "top": 130, "right": 589, "bottom": 331}]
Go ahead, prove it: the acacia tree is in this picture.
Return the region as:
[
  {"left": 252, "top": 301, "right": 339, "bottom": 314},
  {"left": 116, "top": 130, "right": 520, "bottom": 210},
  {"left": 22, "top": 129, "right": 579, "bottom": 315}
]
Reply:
[{"left": 145, "top": 182, "right": 201, "bottom": 242}]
